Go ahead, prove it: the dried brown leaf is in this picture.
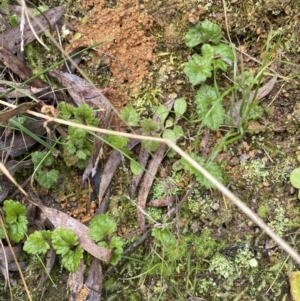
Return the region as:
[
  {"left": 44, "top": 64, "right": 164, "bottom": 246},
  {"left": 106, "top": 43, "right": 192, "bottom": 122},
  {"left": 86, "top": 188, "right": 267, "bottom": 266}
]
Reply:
[
  {"left": 0, "top": 6, "right": 65, "bottom": 53},
  {"left": 147, "top": 196, "right": 176, "bottom": 207},
  {"left": 230, "top": 73, "right": 278, "bottom": 125}
]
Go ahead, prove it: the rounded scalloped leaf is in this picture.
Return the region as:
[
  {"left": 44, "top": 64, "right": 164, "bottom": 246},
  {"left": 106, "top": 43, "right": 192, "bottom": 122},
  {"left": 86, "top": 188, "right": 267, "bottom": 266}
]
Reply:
[
  {"left": 290, "top": 271, "right": 300, "bottom": 301},
  {"left": 290, "top": 168, "right": 300, "bottom": 189}
]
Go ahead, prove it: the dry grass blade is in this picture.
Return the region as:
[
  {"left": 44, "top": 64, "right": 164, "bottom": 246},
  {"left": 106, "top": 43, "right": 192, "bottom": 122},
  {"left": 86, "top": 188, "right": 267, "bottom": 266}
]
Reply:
[{"left": 0, "top": 162, "right": 28, "bottom": 197}]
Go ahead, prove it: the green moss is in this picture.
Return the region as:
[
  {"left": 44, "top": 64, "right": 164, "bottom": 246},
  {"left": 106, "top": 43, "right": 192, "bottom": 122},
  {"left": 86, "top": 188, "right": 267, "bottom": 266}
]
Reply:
[{"left": 258, "top": 203, "right": 269, "bottom": 218}]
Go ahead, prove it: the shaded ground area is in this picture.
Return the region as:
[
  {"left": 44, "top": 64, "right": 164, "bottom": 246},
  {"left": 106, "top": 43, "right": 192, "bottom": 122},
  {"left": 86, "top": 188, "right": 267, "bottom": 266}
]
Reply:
[{"left": 1, "top": 0, "right": 300, "bottom": 300}]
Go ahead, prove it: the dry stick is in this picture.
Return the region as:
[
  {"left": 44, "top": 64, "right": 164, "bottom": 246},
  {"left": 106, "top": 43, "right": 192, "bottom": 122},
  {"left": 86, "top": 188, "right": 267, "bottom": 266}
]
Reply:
[
  {"left": 0, "top": 102, "right": 299, "bottom": 264},
  {"left": 165, "top": 181, "right": 196, "bottom": 219},
  {"left": 0, "top": 231, "right": 12, "bottom": 296}
]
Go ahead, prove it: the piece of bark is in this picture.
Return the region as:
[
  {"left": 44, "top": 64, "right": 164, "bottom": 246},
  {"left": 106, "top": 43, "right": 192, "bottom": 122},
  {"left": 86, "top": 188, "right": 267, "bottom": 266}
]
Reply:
[
  {"left": 49, "top": 70, "right": 113, "bottom": 124},
  {"left": 97, "top": 138, "right": 140, "bottom": 207},
  {"left": 0, "top": 6, "right": 65, "bottom": 53},
  {"left": 0, "top": 243, "right": 22, "bottom": 262},
  {"left": 147, "top": 196, "right": 176, "bottom": 207},
  {"left": 0, "top": 120, "right": 54, "bottom": 158},
  {"left": 230, "top": 72, "right": 278, "bottom": 125},
  {"left": 0, "top": 102, "right": 39, "bottom": 124},
  {"left": 85, "top": 258, "right": 103, "bottom": 301},
  {"left": 0, "top": 46, "right": 46, "bottom": 88},
  {"left": 68, "top": 260, "right": 86, "bottom": 301},
  {"left": 129, "top": 97, "right": 176, "bottom": 198},
  {"left": 136, "top": 143, "right": 166, "bottom": 230}
]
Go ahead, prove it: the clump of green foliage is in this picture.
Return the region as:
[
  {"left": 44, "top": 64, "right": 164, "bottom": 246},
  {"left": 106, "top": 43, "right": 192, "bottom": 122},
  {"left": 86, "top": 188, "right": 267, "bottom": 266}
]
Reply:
[
  {"left": 31, "top": 151, "right": 59, "bottom": 189},
  {"left": 59, "top": 102, "right": 98, "bottom": 168},
  {"left": 89, "top": 214, "right": 124, "bottom": 265},
  {"left": 182, "top": 20, "right": 273, "bottom": 165},
  {"left": 120, "top": 97, "right": 186, "bottom": 175},
  {"left": 0, "top": 200, "right": 28, "bottom": 243},
  {"left": 24, "top": 228, "right": 83, "bottom": 272},
  {"left": 184, "top": 20, "right": 234, "bottom": 130},
  {"left": 0, "top": 200, "right": 123, "bottom": 273}
]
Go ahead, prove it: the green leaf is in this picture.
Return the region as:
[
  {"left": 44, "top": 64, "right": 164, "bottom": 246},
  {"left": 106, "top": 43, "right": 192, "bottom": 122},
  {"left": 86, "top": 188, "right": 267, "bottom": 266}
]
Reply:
[
  {"left": 23, "top": 230, "right": 52, "bottom": 255},
  {"left": 3, "top": 200, "right": 28, "bottom": 242},
  {"left": 195, "top": 85, "right": 225, "bottom": 130},
  {"left": 290, "top": 168, "right": 300, "bottom": 189},
  {"left": 59, "top": 102, "right": 75, "bottom": 119},
  {"left": 9, "top": 14, "right": 18, "bottom": 26},
  {"left": 32, "top": 151, "right": 54, "bottom": 168},
  {"left": 165, "top": 117, "right": 174, "bottom": 128},
  {"left": 141, "top": 140, "right": 159, "bottom": 152},
  {"left": 163, "top": 129, "right": 177, "bottom": 143},
  {"left": 3, "top": 200, "right": 27, "bottom": 223},
  {"left": 61, "top": 247, "right": 84, "bottom": 272},
  {"left": 249, "top": 258, "right": 258, "bottom": 268},
  {"left": 120, "top": 106, "right": 140, "bottom": 126},
  {"left": 76, "top": 149, "right": 87, "bottom": 160},
  {"left": 199, "top": 20, "right": 222, "bottom": 44},
  {"left": 108, "top": 135, "right": 129, "bottom": 149},
  {"left": 89, "top": 214, "right": 117, "bottom": 243},
  {"left": 74, "top": 104, "right": 98, "bottom": 126},
  {"left": 99, "top": 237, "right": 124, "bottom": 265},
  {"left": 184, "top": 22, "right": 204, "bottom": 48},
  {"left": 130, "top": 160, "right": 142, "bottom": 176},
  {"left": 152, "top": 228, "right": 176, "bottom": 247},
  {"left": 172, "top": 159, "right": 183, "bottom": 171},
  {"left": 212, "top": 43, "right": 234, "bottom": 71},
  {"left": 174, "top": 98, "right": 187, "bottom": 119},
  {"left": 37, "top": 169, "right": 59, "bottom": 189},
  {"left": 156, "top": 105, "right": 169, "bottom": 128},
  {"left": 183, "top": 45, "right": 214, "bottom": 86},
  {"left": 181, "top": 153, "right": 223, "bottom": 188},
  {"left": 173, "top": 125, "right": 184, "bottom": 139},
  {"left": 248, "top": 103, "right": 264, "bottom": 121},
  {"left": 107, "top": 236, "right": 123, "bottom": 265},
  {"left": 185, "top": 20, "right": 222, "bottom": 47},
  {"left": 236, "top": 71, "right": 255, "bottom": 91},
  {"left": 141, "top": 119, "right": 158, "bottom": 135},
  {"left": 52, "top": 228, "right": 79, "bottom": 256},
  {"left": 6, "top": 221, "right": 27, "bottom": 243}
]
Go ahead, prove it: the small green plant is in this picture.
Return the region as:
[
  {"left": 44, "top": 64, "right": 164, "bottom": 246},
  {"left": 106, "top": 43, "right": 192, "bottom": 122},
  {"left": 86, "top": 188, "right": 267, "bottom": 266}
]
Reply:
[
  {"left": 31, "top": 151, "right": 59, "bottom": 189},
  {"left": 290, "top": 167, "right": 300, "bottom": 198},
  {"left": 119, "top": 98, "right": 187, "bottom": 174},
  {"left": 59, "top": 102, "right": 98, "bottom": 168},
  {"left": 0, "top": 200, "right": 28, "bottom": 243},
  {"left": 89, "top": 214, "right": 124, "bottom": 265},
  {"left": 184, "top": 20, "right": 234, "bottom": 131},
  {"left": 0, "top": 200, "right": 123, "bottom": 273},
  {"left": 24, "top": 228, "right": 84, "bottom": 272},
  {"left": 151, "top": 177, "right": 180, "bottom": 199},
  {"left": 179, "top": 153, "right": 223, "bottom": 189},
  {"left": 208, "top": 253, "right": 235, "bottom": 279},
  {"left": 183, "top": 20, "right": 274, "bottom": 159}
]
